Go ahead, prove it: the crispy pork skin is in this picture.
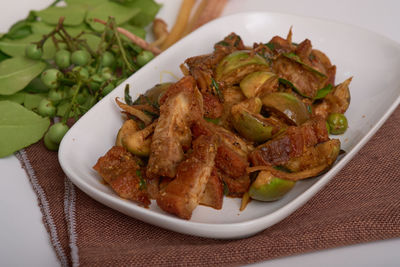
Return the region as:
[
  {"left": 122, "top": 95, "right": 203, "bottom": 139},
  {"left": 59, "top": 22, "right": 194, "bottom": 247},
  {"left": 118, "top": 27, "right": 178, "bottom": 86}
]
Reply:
[
  {"left": 157, "top": 135, "right": 218, "bottom": 220},
  {"left": 192, "top": 120, "right": 252, "bottom": 196},
  {"left": 199, "top": 168, "right": 223, "bottom": 209},
  {"left": 250, "top": 117, "right": 329, "bottom": 167},
  {"left": 93, "top": 146, "right": 150, "bottom": 207}
]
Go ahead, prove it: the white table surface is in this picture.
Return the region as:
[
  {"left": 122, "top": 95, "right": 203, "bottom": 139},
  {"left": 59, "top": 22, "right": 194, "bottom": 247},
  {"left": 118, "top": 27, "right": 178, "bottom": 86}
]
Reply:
[{"left": 1, "top": 0, "right": 399, "bottom": 266}]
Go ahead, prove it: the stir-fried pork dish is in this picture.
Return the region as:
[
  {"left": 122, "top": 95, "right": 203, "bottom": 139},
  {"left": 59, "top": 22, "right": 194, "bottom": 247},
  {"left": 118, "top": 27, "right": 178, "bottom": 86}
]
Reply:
[{"left": 94, "top": 30, "right": 351, "bottom": 220}]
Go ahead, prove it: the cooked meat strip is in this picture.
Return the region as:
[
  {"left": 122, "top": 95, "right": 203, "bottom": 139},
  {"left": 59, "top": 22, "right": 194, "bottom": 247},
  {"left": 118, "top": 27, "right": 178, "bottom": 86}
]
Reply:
[
  {"left": 295, "top": 39, "right": 313, "bottom": 65},
  {"left": 202, "top": 92, "right": 223, "bottom": 119},
  {"left": 218, "top": 170, "right": 250, "bottom": 197},
  {"left": 267, "top": 35, "right": 294, "bottom": 54},
  {"left": 310, "top": 49, "right": 336, "bottom": 86},
  {"left": 250, "top": 117, "right": 329, "bottom": 166},
  {"left": 93, "top": 146, "right": 150, "bottom": 207},
  {"left": 147, "top": 76, "right": 203, "bottom": 179},
  {"left": 93, "top": 146, "right": 140, "bottom": 183},
  {"left": 157, "top": 135, "right": 219, "bottom": 220},
  {"left": 284, "top": 139, "right": 340, "bottom": 172},
  {"left": 192, "top": 119, "right": 254, "bottom": 157},
  {"left": 299, "top": 41, "right": 336, "bottom": 86},
  {"left": 192, "top": 119, "right": 252, "bottom": 197},
  {"left": 273, "top": 55, "right": 325, "bottom": 98},
  {"left": 199, "top": 168, "right": 223, "bottom": 209},
  {"left": 215, "top": 145, "right": 248, "bottom": 179}
]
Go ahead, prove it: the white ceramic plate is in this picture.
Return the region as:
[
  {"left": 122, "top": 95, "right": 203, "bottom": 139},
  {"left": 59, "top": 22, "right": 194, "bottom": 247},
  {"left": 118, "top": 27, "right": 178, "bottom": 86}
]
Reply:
[{"left": 59, "top": 12, "right": 400, "bottom": 239}]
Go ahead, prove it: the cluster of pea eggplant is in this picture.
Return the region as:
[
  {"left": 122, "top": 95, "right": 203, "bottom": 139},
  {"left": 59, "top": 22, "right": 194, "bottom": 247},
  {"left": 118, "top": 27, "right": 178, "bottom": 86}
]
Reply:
[{"left": 214, "top": 50, "right": 348, "bottom": 202}]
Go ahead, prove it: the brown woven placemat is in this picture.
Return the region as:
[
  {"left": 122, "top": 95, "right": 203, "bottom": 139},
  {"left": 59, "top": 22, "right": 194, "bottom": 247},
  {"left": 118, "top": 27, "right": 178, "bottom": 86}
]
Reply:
[{"left": 17, "top": 106, "right": 400, "bottom": 267}]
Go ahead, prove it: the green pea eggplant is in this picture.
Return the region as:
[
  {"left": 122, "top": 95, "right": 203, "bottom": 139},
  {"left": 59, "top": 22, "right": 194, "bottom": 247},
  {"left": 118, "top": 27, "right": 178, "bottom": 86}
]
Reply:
[
  {"left": 240, "top": 71, "right": 276, "bottom": 98},
  {"left": 231, "top": 102, "right": 285, "bottom": 143},
  {"left": 248, "top": 171, "right": 296, "bottom": 201},
  {"left": 261, "top": 92, "right": 310, "bottom": 125},
  {"left": 215, "top": 50, "right": 270, "bottom": 85}
]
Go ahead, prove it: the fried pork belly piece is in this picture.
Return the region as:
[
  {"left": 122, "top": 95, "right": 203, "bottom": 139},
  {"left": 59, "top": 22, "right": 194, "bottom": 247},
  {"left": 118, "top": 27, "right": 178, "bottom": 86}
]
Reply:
[
  {"left": 267, "top": 34, "right": 335, "bottom": 99},
  {"left": 157, "top": 135, "right": 219, "bottom": 220},
  {"left": 273, "top": 55, "right": 326, "bottom": 98},
  {"left": 93, "top": 146, "right": 150, "bottom": 207},
  {"left": 296, "top": 40, "right": 336, "bottom": 86},
  {"left": 250, "top": 117, "right": 329, "bottom": 167},
  {"left": 202, "top": 92, "right": 223, "bottom": 119},
  {"left": 283, "top": 139, "right": 341, "bottom": 172},
  {"left": 215, "top": 145, "right": 248, "bottom": 179},
  {"left": 218, "top": 170, "right": 250, "bottom": 197},
  {"left": 192, "top": 119, "right": 253, "bottom": 157},
  {"left": 192, "top": 120, "right": 252, "bottom": 196},
  {"left": 147, "top": 76, "right": 203, "bottom": 178},
  {"left": 199, "top": 168, "right": 223, "bottom": 209},
  {"left": 268, "top": 35, "right": 294, "bottom": 54}
]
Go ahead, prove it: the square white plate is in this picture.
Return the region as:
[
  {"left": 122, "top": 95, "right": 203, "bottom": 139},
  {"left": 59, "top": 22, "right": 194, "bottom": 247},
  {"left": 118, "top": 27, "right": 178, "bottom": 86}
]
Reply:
[{"left": 59, "top": 12, "right": 400, "bottom": 239}]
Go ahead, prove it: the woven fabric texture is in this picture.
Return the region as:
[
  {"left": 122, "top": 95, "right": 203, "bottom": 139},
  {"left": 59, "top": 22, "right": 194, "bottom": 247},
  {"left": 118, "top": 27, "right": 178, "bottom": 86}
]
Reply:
[{"left": 20, "top": 107, "right": 400, "bottom": 267}]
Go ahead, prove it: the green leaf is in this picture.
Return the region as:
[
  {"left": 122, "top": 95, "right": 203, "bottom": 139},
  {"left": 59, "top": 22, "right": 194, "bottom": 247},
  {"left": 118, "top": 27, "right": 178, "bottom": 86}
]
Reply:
[
  {"left": 265, "top": 42, "right": 275, "bottom": 51},
  {"left": 23, "top": 77, "right": 49, "bottom": 93},
  {"left": 5, "top": 20, "right": 32, "bottom": 40},
  {"left": 279, "top": 77, "right": 316, "bottom": 99},
  {"left": 0, "top": 57, "right": 46, "bottom": 95},
  {"left": 211, "top": 78, "right": 223, "bottom": 102},
  {"left": 127, "top": 0, "right": 161, "bottom": 27},
  {"left": 65, "top": 0, "right": 108, "bottom": 9},
  {"left": 204, "top": 117, "right": 220, "bottom": 125},
  {"left": 124, "top": 84, "right": 132, "bottom": 105},
  {"left": 32, "top": 21, "right": 91, "bottom": 37},
  {"left": 31, "top": 21, "right": 92, "bottom": 37},
  {"left": 34, "top": 6, "right": 86, "bottom": 26},
  {"left": 0, "top": 34, "right": 57, "bottom": 59},
  {"left": 79, "top": 33, "right": 102, "bottom": 51},
  {"left": 24, "top": 93, "right": 47, "bottom": 110},
  {"left": 223, "top": 181, "right": 229, "bottom": 196},
  {"left": 0, "top": 101, "right": 50, "bottom": 158},
  {"left": 279, "top": 78, "right": 333, "bottom": 100},
  {"left": 0, "top": 50, "right": 10, "bottom": 63},
  {"left": 0, "top": 92, "right": 25, "bottom": 104},
  {"left": 283, "top": 52, "right": 327, "bottom": 77},
  {"left": 65, "top": 24, "right": 93, "bottom": 37},
  {"left": 273, "top": 165, "right": 292, "bottom": 173},
  {"left": 313, "top": 84, "right": 333, "bottom": 100},
  {"left": 30, "top": 21, "right": 54, "bottom": 35},
  {"left": 86, "top": 2, "right": 140, "bottom": 32}
]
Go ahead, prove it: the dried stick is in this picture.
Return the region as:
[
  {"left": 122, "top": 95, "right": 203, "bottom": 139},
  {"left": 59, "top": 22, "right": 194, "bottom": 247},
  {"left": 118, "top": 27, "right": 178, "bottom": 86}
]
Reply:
[
  {"left": 160, "top": 0, "right": 196, "bottom": 50},
  {"left": 191, "top": 0, "right": 227, "bottom": 31}
]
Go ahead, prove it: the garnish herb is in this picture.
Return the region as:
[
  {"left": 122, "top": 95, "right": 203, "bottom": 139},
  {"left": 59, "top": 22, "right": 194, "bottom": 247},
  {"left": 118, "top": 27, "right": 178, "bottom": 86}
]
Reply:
[
  {"left": 211, "top": 77, "right": 224, "bottom": 102},
  {"left": 136, "top": 169, "right": 147, "bottom": 190}
]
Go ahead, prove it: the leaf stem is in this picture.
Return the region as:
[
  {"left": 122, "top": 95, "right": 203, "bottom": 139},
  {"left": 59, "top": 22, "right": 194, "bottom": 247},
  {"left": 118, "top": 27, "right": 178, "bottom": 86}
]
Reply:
[
  {"left": 110, "top": 19, "right": 134, "bottom": 73},
  {"left": 62, "top": 81, "right": 82, "bottom": 124}
]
